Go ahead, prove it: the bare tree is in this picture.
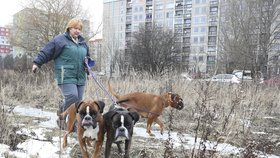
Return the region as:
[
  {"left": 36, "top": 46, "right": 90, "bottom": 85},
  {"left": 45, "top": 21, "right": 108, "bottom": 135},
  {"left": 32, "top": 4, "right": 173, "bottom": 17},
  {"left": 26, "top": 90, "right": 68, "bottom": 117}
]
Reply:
[
  {"left": 219, "top": 0, "right": 280, "bottom": 79},
  {"left": 128, "top": 25, "right": 180, "bottom": 76},
  {"left": 10, "top": 0, "right": 90, "bottom": 58}
]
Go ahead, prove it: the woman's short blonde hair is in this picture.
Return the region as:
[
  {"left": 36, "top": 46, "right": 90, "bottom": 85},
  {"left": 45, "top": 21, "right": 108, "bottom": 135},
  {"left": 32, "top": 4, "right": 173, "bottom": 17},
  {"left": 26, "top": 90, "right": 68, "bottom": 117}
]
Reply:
[{"left": 66, "top": 18, "right": 83, "bottom": 31}]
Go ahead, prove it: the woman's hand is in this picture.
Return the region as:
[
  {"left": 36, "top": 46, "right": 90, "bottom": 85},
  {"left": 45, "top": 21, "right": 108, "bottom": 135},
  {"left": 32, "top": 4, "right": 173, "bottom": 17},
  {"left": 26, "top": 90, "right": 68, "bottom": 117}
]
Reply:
[{"left": 32, "top": 64, "right": 39, "bottom": 73}]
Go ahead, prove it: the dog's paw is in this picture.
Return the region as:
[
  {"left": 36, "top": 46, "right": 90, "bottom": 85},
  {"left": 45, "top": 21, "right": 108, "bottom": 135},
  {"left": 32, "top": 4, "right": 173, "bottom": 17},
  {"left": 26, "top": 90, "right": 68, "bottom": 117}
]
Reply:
[
  {"left": 62, "top": 142, "right": 67, "bottom": 149},
  {"left": 149, "top": 133, "right": 155, "bottom": 137}
]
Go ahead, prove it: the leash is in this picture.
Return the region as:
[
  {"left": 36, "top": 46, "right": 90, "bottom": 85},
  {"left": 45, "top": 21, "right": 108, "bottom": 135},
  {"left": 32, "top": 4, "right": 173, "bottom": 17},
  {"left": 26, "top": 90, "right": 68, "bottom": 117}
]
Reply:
[
  {"left": 85, "top": 57, "right": 118, "bottom": 104},
  {"left": 84, "top": 58, "right": 163, "bottom": 116}
]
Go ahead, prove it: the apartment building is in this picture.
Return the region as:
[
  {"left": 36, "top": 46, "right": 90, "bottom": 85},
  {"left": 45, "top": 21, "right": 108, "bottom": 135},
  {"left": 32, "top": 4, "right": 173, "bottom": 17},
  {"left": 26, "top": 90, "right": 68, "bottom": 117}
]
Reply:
[
  {"left": 0, "top": 27, "right": 13, "bottom": 57},
  {"left": 103, "top": 0, "right": 221, "bottom": 75}
]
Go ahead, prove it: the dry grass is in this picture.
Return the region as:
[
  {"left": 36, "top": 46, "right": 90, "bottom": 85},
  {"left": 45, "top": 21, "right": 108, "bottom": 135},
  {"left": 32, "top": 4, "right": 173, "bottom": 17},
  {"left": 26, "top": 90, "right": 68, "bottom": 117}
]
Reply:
[{"left": 1, "top": 69, "right": 280, "bottom": 157}]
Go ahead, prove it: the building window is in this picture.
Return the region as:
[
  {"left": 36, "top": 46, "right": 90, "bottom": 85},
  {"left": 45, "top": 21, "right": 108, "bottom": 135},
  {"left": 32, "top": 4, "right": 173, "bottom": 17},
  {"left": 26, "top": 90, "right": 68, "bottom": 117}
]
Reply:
[
  {"left": 210, "top": 7, "right": 218, "bottom": 12},
  {"left": 175, "top": 18, "right": 182, "bottom": 24},
  {"left": 200, "top": 36, "right": 204, "bottom": 43},
  {"left": 166, "top": 11, "right": 174, "bottom": 18},
  {"left": 134, "top": 7, "right": 138, "bottom": 12},
  {"left": 201, "top": 16, "right": 206, "bottom": 23},
  {"left": 155, "top": 4, "right": 163, "bottom": 10},
  {"left": 185, "top": 0, "right": 192, "bottom": 5},
  {"left": 208, "top": 56, "right": 216, "bottom": 61},
  {"left": 146, "top": 14, "right": 152, "bottom": 19},
  {"left": 193, "top": 56, "right": 197, "bottom": 61},
  {"left": 208, "top": 46, "right": 216, "bottom": 51},
  {"left": 200, "top": 46, "right": 204, "bottom": 52},
  {"left": 182, "top": 56, "right": 189, "bottom": 62},
  {"left": 195, "top": 8, "right": 199, "bottom": 14},
  {"left": 193, "top": 37, "right": 198, "bottom": 43},
  {"left": 166, "top": 3, "right": 174, "bottom": 9},
  {"left": 194, "top": 27, "right": 199, "bottom": 33},
  {"left": 156, "top": 12, "right": 163, "bottom": 19},
  {"left": 193, "top": 17, "right": 199, "bottom": 23},
  {"left": 199, "top": 56, "right": 203, "bottom": 62},
  {"left": 201, "top": 7, "right": 206, "bottom": 14},
  {"left": 201, "top": 26, "right": 206, "bottom": 32}
]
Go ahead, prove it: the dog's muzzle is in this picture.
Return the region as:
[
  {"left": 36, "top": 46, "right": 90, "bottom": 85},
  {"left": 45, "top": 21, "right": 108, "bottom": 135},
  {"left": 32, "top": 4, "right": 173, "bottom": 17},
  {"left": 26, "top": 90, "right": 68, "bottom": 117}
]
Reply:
[
  {"left": 175, "top": 99, "right": 184, "bottom": 110},
  {"left": 115, "top": 126, "right": 130, "bottom": 141},
  {"left": 82, "top": 115, "right": 96, "bottom": 128}
]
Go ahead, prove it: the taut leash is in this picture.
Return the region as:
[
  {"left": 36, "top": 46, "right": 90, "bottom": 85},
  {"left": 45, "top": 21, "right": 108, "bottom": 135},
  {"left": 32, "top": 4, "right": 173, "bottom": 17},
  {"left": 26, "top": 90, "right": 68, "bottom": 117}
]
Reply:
[{"left": 84, "top": 58, "right": 162, "bottom": 115}]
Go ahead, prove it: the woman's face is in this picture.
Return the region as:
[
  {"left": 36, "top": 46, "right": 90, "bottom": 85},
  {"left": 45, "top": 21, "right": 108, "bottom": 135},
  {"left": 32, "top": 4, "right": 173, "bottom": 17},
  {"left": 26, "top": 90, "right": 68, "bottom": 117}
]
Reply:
[{"left": 69, "top": 26, "right": 81, "bottom": 39}]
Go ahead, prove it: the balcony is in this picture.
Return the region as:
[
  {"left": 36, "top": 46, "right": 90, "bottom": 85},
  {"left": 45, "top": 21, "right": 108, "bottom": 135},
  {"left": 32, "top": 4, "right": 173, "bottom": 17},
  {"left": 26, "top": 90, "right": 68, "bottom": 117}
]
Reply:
[
  {"left": 126, "top": 17, "right": 132, "bottom": 24},
  {"left": 207, "top": 51, "right": 216, "bottom": 56},
  {"left": 184, "top": 13, "right": 192, "bottom": 18},
  {"left": 183, "top": 32, "right": 191, "bottom": 37},
  {"left": 183, "top": 23, "right": 191, "bottom": 28},
  {"left": 126, "top": 2, "right": 132, "bottom": 8},
  {"left": 146, "top": 9, "right": 152, "bottom": 13},
  {"left": 125, "top": 28, "right": 132, "bottom": 32},
  {"left": 208, "top": 41, "right": 216, "bottom": 46},
  {"left": 175, "top": 3, "right": 183, "bottom": 10},
  {"left": 209, "top": 21, "right": 218, "bottom": 26},
  {"left": 146, "top": 0, "right": 152, "bottom": 5},
  {"left": 209, "top": 11, "right": 218, "bottom": 16},
  {"left": 183, "top": 42, "right": 191, "bottom": 47},
  {"left": 208, "top": 31, "right": 217, "bottom": 36},
  {"left": 176, "top": 0, "right": 183, "bottom": 3},
  {"left": 210, "top": 0, "right": 219, "bottom": 7}
]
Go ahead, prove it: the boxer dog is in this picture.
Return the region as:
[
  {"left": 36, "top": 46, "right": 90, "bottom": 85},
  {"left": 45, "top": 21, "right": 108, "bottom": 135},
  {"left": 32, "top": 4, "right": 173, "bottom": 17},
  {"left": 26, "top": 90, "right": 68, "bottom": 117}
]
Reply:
[
  {"left": 108, "top": 81, "right": 184, "bottom": 136},
  {"left": 102, "top": 106, "right": 140, "bottom": 158},
  {"left": 59, "top": 99, "right": 105, "bottom": 158}
]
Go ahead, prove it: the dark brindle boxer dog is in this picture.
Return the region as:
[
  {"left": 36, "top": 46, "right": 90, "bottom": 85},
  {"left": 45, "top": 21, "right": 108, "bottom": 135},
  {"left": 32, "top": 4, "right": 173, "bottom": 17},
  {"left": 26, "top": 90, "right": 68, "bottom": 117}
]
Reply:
[
  {"left": 59, "top": 99, "right": 105, "bottom": 158},
  {"left": 102, "top": 106, "right": 140, "bottom": 158},
  {"left": 108, "top": 81, "right": 184, "bottom": 136}
]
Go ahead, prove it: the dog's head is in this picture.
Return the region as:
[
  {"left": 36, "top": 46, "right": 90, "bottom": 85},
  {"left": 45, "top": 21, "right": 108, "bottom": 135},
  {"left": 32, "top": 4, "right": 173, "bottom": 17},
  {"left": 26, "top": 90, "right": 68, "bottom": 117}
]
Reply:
[
  {"left": 169, "top": 93, "right": 184, "bottom": 110},
  {"left": 77, "top": 100, "right": 105, "bottom": 129},
  {"left": 104, "top": 108, "right": 139, "bottom": 142}
]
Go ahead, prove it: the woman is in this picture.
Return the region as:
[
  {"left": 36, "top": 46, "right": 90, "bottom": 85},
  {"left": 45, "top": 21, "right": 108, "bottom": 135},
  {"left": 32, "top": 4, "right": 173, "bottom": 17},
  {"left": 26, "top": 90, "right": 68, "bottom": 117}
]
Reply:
[{"left": 32, "top": 18, "right": 90, "bottom": 129}]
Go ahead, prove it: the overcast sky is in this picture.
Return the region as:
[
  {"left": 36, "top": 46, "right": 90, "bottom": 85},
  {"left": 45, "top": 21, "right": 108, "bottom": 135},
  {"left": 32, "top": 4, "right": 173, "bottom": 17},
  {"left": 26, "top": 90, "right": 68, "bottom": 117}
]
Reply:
[{"left": 0, "top": 0, "right": 103, "bottom": 32}]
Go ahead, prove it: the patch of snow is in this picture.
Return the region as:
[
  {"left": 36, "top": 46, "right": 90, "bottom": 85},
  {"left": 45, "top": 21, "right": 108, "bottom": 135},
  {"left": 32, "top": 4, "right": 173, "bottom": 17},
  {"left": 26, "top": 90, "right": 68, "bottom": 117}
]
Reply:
[{"left": 0, "top": 106, "right": 278, "bottom": 158}]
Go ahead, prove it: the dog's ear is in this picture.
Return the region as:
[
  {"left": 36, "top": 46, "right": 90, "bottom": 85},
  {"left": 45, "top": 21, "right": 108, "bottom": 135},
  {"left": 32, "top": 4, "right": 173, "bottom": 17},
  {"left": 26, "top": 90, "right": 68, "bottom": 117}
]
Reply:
[
  {"left": 104, "top": 110, "right": 117, "bottom": 123},
  {"left": 76, "top": 101, "right": 84, "bottom": 113},
  {"left": 95, "top": 101, "right": 105, "bottom": 113},
  {"left": 171, "top": 93, "right": 178, "bottom": 101},
  {"left": 128, "top": 111, "right": 140, "bottom": 124}
]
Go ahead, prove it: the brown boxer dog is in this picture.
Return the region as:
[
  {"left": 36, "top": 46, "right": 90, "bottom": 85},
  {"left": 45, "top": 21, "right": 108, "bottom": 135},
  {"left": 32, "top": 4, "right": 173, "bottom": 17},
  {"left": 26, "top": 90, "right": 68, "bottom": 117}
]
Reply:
[
  {"left": 59, "top": 99, "right": 105, "bottom": 158},
  {"left": 108, "top": 81, "right": 184, "bottom": 136}
]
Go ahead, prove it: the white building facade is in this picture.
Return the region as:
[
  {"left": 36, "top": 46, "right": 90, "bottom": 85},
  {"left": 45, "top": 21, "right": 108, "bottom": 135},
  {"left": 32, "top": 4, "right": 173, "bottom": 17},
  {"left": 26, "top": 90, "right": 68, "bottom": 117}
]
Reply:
[{"left": 103, "top": 0, "right": 221, "bottom": 75}]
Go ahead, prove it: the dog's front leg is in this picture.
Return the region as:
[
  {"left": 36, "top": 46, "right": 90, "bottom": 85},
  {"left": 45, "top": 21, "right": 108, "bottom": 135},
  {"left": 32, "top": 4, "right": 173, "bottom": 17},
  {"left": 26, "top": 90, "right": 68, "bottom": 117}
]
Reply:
[
  {"left": 146, "top": 118, "right": 155, "bottom": 136},
  {"left": 62, "top": 131, "right": 70, "bottom": 148},
  {"left": 92, "top": 127, "right": 105, "bottom": 158},
  {"left": 79, "top": 138, "right": 89, "bottom": 158},
  {"left": 105, "top": 133, "right": 113, "bottom": 158},
  {"left": 78, "top": 128, "right": 89, "bottom": 158},
  {"left": 155, "top": 117, "right": 164, "bottom": 135},
  {"left": 124, "top": 139, "right": 132, "bottom": 158}
]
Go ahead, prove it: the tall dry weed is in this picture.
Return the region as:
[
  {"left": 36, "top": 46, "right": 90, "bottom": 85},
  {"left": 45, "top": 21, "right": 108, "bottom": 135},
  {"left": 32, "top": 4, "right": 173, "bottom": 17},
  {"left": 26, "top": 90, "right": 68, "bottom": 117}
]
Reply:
[{"left": 1, "top": 69, "right": 280, "bottom": 156}]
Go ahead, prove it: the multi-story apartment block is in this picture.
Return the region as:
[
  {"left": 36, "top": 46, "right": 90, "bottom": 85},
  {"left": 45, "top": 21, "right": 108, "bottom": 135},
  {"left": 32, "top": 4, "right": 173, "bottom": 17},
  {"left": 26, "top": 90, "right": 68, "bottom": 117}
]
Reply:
[
  {"left": 103, "top": 0, "right": 221, "bottom": 75},
  {"left": 0, "top": 27, "right": 13, "bottom": 57}
]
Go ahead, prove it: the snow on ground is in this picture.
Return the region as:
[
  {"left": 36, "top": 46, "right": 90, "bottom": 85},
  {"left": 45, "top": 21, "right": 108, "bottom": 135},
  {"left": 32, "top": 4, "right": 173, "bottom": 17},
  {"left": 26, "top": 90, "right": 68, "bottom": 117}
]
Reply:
[{"left": 0, "top": 106, "right": 279, "bottom": 158}]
